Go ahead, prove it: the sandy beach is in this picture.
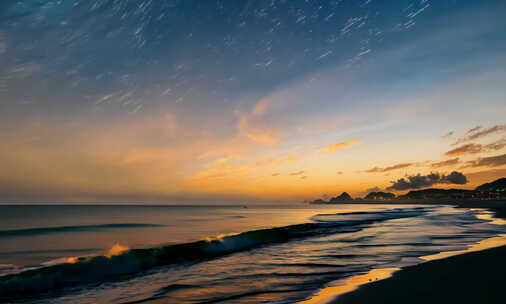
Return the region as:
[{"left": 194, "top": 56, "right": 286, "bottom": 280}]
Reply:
[{"left": 330, "top": 201, "right": 506, "bottom": 304}]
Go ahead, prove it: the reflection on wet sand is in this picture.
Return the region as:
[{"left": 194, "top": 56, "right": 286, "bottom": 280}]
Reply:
[
  {"left": 422, "top": 210, "right": 506, "bottom": 261},
  {"left": 297, "top": 267, "right": 400, "bottom": 304},
  {"left": 474, "top": 210, "right": 506, "bottom": 226},
  {"left": 299, "top": 208, "right": 506, "bottom": 304},
  {"left": 421, "top": 234, "right": 506, "bottom": 261}
]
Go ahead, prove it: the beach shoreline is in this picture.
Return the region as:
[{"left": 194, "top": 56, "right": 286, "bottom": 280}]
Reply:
[
  {"left": 332, "top": 244, "right": 506, "bottom": 304},
  {"left": 322, "top": 200, "right": 506, "bottom": 304}
]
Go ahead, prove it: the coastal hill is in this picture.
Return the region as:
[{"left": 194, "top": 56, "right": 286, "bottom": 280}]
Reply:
[
  {"left": 475, "top": 177, "right": 506, "bottom": 191},
  {"left": 330, "top": 192, "right": 352, "bottom": 202},
  {"left": 310, "top": 177, "right": 506, "bottom": 204}
]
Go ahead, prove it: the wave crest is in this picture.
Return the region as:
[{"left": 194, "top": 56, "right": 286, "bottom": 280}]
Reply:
[{"left": 0, "top": 208, "right": 426, "bottom": 299}]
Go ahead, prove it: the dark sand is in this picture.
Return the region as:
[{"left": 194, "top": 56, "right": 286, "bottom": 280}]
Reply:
[{"left": 331, "top": 201, "right": 506, "bottom": 304}]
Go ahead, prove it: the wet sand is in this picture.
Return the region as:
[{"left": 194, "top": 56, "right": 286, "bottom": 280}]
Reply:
[
  {"left": 332, "top": 244, "right": 506, "bottom": 304},
  {"left": 330, "top": 201, "right": 506, "bottom": 304}
]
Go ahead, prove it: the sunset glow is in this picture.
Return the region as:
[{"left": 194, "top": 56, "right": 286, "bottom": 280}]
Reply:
[
  {"left": 1, "top": 1, "right": 505, "bottom": 204},
  {"left": 1, "top": 2, "right": 506, "bottom": 303}
]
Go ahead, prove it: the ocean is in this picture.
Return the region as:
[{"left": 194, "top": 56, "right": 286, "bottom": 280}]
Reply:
[{"left": 1, "top": 204, "right": 505, "bottom": 304}]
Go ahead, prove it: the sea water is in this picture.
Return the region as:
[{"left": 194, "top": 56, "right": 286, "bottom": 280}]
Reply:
[{"left": 1, "top": 204, "right": 505, "bottom": 303}]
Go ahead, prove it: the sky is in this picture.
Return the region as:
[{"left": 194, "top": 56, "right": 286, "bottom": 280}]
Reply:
[{"left": 0, "top": 0, "right": 505, "bottom": 203}]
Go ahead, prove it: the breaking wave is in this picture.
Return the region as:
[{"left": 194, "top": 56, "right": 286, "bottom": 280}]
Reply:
[{"left": 0, "top": 208, "right": 426, "bottom": 299}]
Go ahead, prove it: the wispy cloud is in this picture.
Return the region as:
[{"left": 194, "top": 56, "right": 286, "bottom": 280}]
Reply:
[
  {"left": 318, "top": 140, "right": 361, "bottom": 153},
  {"left": 441, "top": 131, "right": 454, "bottom": 139},
  {"left": 467, "top": 126, "right": 482, "bottom": 134},
  {"left": 193, "top": 165, "right": 249, "bottom": 180},
  {"left": 454, "top": 124, "right": 506, "bottom": 145},
  {"left": 365, "top": 162, "right": 413, "bottom": 173},
  {"left": 445, "top": 143, "right": 483, "bottom": 156},
  {"left": 431, "top": 158, "right": 460, "bottom": 168},
  {"left": 445, "top": 138, "right": 506, "bottom": 156},
  {"left": 289, "top": 170, "right": 305, "bottom": 176},
  {"left": 485, "top": 138, "right": 506, "bottom": 151},
  {"left": 238, "top": 115, "right": 280, "bottom": 145},
  {"left": 255, "top": 155, "right": 300, "bottom": 167},
  {"left": 209, "top": 156, "right": 235, "bottom": 166},
  {"left": 463, "top": 153, "right": 506, "bottom": 168},
  {"left": 236, "top": 97, "right": 282, "bottom": 145}
]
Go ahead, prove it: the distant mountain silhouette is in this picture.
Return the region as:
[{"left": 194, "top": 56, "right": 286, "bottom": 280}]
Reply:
[
  {"left": 476, "top": 178, "right": 506, "bottom": 191},
  {"left": 330, "top": 192, "right": 352, "bottom": 201},
  {"left": 309, "top": 177, "right": 506, "bottom": 204}
]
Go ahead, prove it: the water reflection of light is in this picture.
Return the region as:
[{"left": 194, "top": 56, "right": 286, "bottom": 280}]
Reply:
[
  {"left": 474, "top": 210, "right": 506, "bottom": 225},
  {"left": 201, "top": 232, "right": 239, "bottom": 242},
  {"left": 66, "top": 257, "right": 79, "bottom": 264},
  {"left": 422, "top": 210, "right": 506, "bottom": 261},
  {"left": 105, "top": 243, "right": 130, "bottom": 258},
  {"left": 421, "top": 234, "right": 506, "bottom": 261},
  {"left": 298, "top": 207, "right": 506, "bottom": 304},
  {"left": 297, "top": 267, "right": 399, "bottom": 304}
]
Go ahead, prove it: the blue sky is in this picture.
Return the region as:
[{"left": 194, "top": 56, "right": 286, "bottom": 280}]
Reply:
[{"left": 0, "top": 0, "right": 505, "bottom": 202}]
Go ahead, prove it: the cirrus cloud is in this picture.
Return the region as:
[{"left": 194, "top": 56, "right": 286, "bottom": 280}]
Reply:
[
  {"left": 431, "top": 158, "right": 460, "bottom": 168},
  {"left": 441, "top": 131, "right": 454, "bottom": 139},
  {"left": 445, "top": 143, "right": 483, "bottom": 156},
  {"left": 289, "top": 170, "right": 305, "bottom": 176},
  {"left": 365, "top": 162, "right": 413, "bottom": 173},
  {"left": 463, "top": 153, "right": 506, "bottom": 168},
  {"left": 467, "top": 126, "right": 482, "bottom": 134},
  {"left": 255, "top": 155, "right": 300, "bottom": 167},
  {"left": 445, "top": 138, "right": 506, "bottom": 156},
  {"left": 454, "top": 124, "right": 506, "bottom": 145},
  {"left": 318, "top": 140, "right": 361, "bottom": 153}
]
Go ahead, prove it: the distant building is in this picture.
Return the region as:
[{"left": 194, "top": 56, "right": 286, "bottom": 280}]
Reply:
[{"left": 365, "top": 192, "right": 395, "bottom": 200}]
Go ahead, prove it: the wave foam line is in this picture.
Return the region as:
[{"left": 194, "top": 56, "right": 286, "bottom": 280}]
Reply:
[{"left": 0, "top": 208, "right": 426, "bottom": 298}]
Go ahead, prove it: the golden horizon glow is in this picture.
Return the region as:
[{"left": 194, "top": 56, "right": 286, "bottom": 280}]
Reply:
[{"left": 1, "top": 109, "right": 505, "bottom": 202}]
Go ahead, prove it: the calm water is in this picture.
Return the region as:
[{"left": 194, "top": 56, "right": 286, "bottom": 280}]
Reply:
[{"left": 1, "top": 204, "right": 505, "bottom": 303}]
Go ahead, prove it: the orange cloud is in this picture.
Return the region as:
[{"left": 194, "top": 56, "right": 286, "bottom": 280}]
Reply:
[
  {"left": 445, "top": 143, "right": 483, "bottom": 156},
  {"left": 445, "top": 138, "right": 506, "bottom": 156},
  {"left": 209, "top": 156, "right": 235, "bottom": 165},
  {"left": 193, "top": 165, "right": 250, "bottom": 180},
  {"left": 441, "top": 131, "right": 454, "bottom": 139},
  {"left": 454, "top": 124, "right": 506, "bottom": 145},
  {"left": 431, "top": 158, "right": 460, "bottom": 168},
  {"left": 236, "top": 97, "right": 283, "bottom": 145},
  {"left": 289, "top": 170, "right": 305, "bottom": 176},
  {"left": 365, "top": 162, "right": 413, "bottom": 173},
  {"left": 237, "top": 115, "right": 280, "bottom": 145},
  {"left": 463, "top": 153, "right": 506, "bottom": 168},
  {"left": 255, "top": 155, "right": 300, "bottom": 167},
  {"left": 318, "top": 140, "right": 361, "bottom": 153}
]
